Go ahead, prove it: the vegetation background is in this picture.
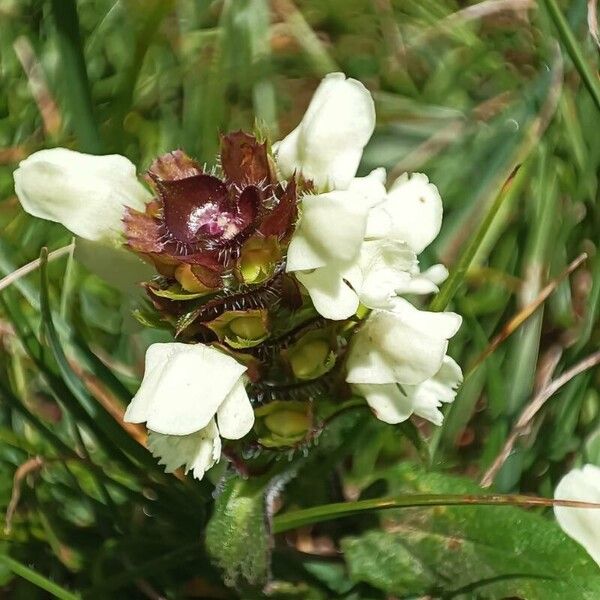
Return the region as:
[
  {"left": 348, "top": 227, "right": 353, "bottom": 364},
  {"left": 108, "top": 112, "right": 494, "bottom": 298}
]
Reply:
[{"left": 0, "top": 0, "right": 599, "bottom": 598}]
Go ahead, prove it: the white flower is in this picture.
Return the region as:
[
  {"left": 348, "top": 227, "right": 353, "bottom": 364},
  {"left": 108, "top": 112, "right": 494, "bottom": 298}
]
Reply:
[
  {"left": 554, "top": 464, "right": 600, "bottom": 566},
  {"left": 286, "top": 170, "right": 384, "bottom": 320},
  {"left": 124, "top": 342, "right": 255, "bottom": 480},
  {"left": 274, "top": 72, "right": 376, "bottom": 191},
  {"left": 286, "top": 189, "right": 373, "bottom": 272},
  {"left": 346, "top": 298, "right": 462, "bottom": 425},
  {"left": 277, "top": 75, "right": 446, "bottom": 320},
  {"left": 13, "top": 148, "right": 150, "bottom": 244},
  {"left": 355, "top": 240, "right": 421, "bottom": 308},
  {"left": 284, "top": 133, "right": 450, "bottom": 319}
]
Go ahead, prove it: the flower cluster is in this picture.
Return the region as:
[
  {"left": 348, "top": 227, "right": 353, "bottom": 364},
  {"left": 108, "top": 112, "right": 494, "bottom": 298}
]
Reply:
[{"left": 14, "top": 73, "right": 462, "bottom": 480}]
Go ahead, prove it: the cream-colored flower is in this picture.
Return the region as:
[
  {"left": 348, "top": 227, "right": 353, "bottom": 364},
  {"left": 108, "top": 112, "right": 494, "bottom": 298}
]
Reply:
[
  {"left": 14, "top": 148, "right": 150, "bottom": 244},
  {"left": 274, "top": 72, "right": 376, "bottom": 191},
  {"left": 346, "top": 299, "right": 462, "bottom": 425},
  {"left": 286, "top": 155, "right": 449, "bottom": 319},
  {"left": 554, "top": 464, "right": 600, "bottom": 567},
  {"left": 125, "top": 342, "right": 254, "bottom": 480}
]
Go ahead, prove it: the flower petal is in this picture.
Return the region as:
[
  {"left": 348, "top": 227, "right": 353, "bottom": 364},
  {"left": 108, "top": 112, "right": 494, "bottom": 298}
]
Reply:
[
  {"left": 346, "top": 300, "right": 461, "bottom": 385},
  {"left": 357, "top": 240, "right": 418, "bottom": 309},
  {"left": 390, "top": 297, "right": 462, "bottom": 339},
  {"left": 408, "top": 356, "right": 462, "bottom": 426},
  {"left": 366, "top": 172, "right": 443, "bottom": 253},
  {"left": 554, "top": 464, "right": 600, "bottom": 566},
  {"left": 220, "top": 131, "right": 272, "bottom": 186},
  {"left": 157, "top": 174, "right": 230, "bottom": 245},
  {"left": 355, "top": 356, "right": 461, "bottom": 426},
  {"left": 274, "top": 72, "right": 376, "bottom": 191},
  {"left": 13, "top": 148, "right": 150, "bottom": 243},
  {"left": 286, "top": 190, "right": 370, "bottom": 272},
  {"left": 124, "top": 342, "right": 246, "bottom": 436},
  {"left": 355, "top": 383, "right": 415, "bottom": 424},
  {"left": 147, "top": 150, "right": 203, "bottom": 181},
  {"left": 147, "top": 419, "right": 222, "bottom": 480},
  {"left": 124, "top": 343, "right": 171, "bottom": 424},
  {"left": 258, "top": 179, "right": 298, "bottom": 240},
  {"left": 296, "top": 266, "right": 360, "bottom": 320},
  {"left": 394, "top": 263, "right": 449, "bottom": 296},
  {"left": 349, "top": 168, "right": 387, "bottom": 206},
  {"left": 216, "top": 379, "right": 255, "bottom": 440},
  {"left": 421, "top": 263, "right": 449, "bottom": 285}
]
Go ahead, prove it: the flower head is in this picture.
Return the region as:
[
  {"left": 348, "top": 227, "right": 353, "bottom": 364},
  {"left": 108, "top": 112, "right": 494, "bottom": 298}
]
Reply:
[
  {"left": 125, "top": 133, "right": 297, "bottom": 292},
  {"left": 13, "top": 71, "right": 464, "bottom": 480}
]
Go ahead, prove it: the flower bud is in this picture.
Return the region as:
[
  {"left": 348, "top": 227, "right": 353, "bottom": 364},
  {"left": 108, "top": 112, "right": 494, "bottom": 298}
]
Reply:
[
  {"left": 207, "top": 310, "right": 269, "bottom": 349},
  {"left": 286, "top": 330, "right": 336, "bottom": 380},
  {"left": 229, "top": 316, "right": 267, "bottom": 341},
  {"left": 175, "top": 264, "right": 213, "bottom": 294},
  {"left": 239, "top": 236, "right": 281, "bottom": 284},
  {"left": 255, "top": 401, "right": 312, "bottom": 448}
]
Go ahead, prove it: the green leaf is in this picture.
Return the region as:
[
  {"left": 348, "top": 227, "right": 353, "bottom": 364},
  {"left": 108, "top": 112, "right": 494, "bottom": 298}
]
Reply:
[
  {"left": 205, "top": 474, "right": 272, "bottom": 590},
  {"left": 343, "top": 532, "right": 434, "bottom": 594},
  {"left": 341, "top": 464, "right": 600, "bottom": 599}
]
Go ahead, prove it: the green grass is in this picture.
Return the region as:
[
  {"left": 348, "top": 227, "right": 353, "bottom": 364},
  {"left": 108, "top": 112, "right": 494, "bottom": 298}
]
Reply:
[{"left": 0, "top": 0, "right": 598, "bottom": 597}]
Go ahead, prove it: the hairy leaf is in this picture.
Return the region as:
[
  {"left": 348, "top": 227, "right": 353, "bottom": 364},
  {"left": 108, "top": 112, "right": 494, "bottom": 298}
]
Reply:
[{"left": 342, "top": 464, "right": 600, "bottom": 599}]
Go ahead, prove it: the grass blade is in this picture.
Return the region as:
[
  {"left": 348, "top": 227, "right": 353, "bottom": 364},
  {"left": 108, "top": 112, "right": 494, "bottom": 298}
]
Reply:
[
  {"left": 430, "top": 160, "right": 532, "bottom": 311},
  {"left": 49, "top": 0, "right": 102, "bottom": 152},
  {"left": 38, "top": 248, "right": 158, "bottom": 472},
  {"left": 542, "top": 0, "right": 600, "bottom": 111},
  {"left": 273, "top": 493, "right": 600, "bottom": 533},
  {"left": 0, "top": 554, "right": 80, "bottom": 600}
]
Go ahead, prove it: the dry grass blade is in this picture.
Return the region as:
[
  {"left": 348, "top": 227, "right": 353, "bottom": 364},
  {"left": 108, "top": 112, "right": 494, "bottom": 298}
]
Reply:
[
  {"left": 0, "top": 243, "right": 75, "bottom": 293},
  {"left": 13, "top": 36, "right": 62, "bottom": 136},
  {"left": 4, "top": 456, "right": 44, "bottom": 534},
  {"left": 69, "top": 362, "right": 147, "bottom": 446},
  {"left": 481, "top": 349, "right": 600, "bottom": 487},
  {"left": 589, "top": 0, "right": 600, "bottom": 48},
  {"left": 411, "top": 0, "right": 533, "bottom": 48},
  {"left": 468, "top": 252, "right": 587, "bottom": 374},
  {"left": 440, "top": 0, "right": 533, "bottom": 23}
]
